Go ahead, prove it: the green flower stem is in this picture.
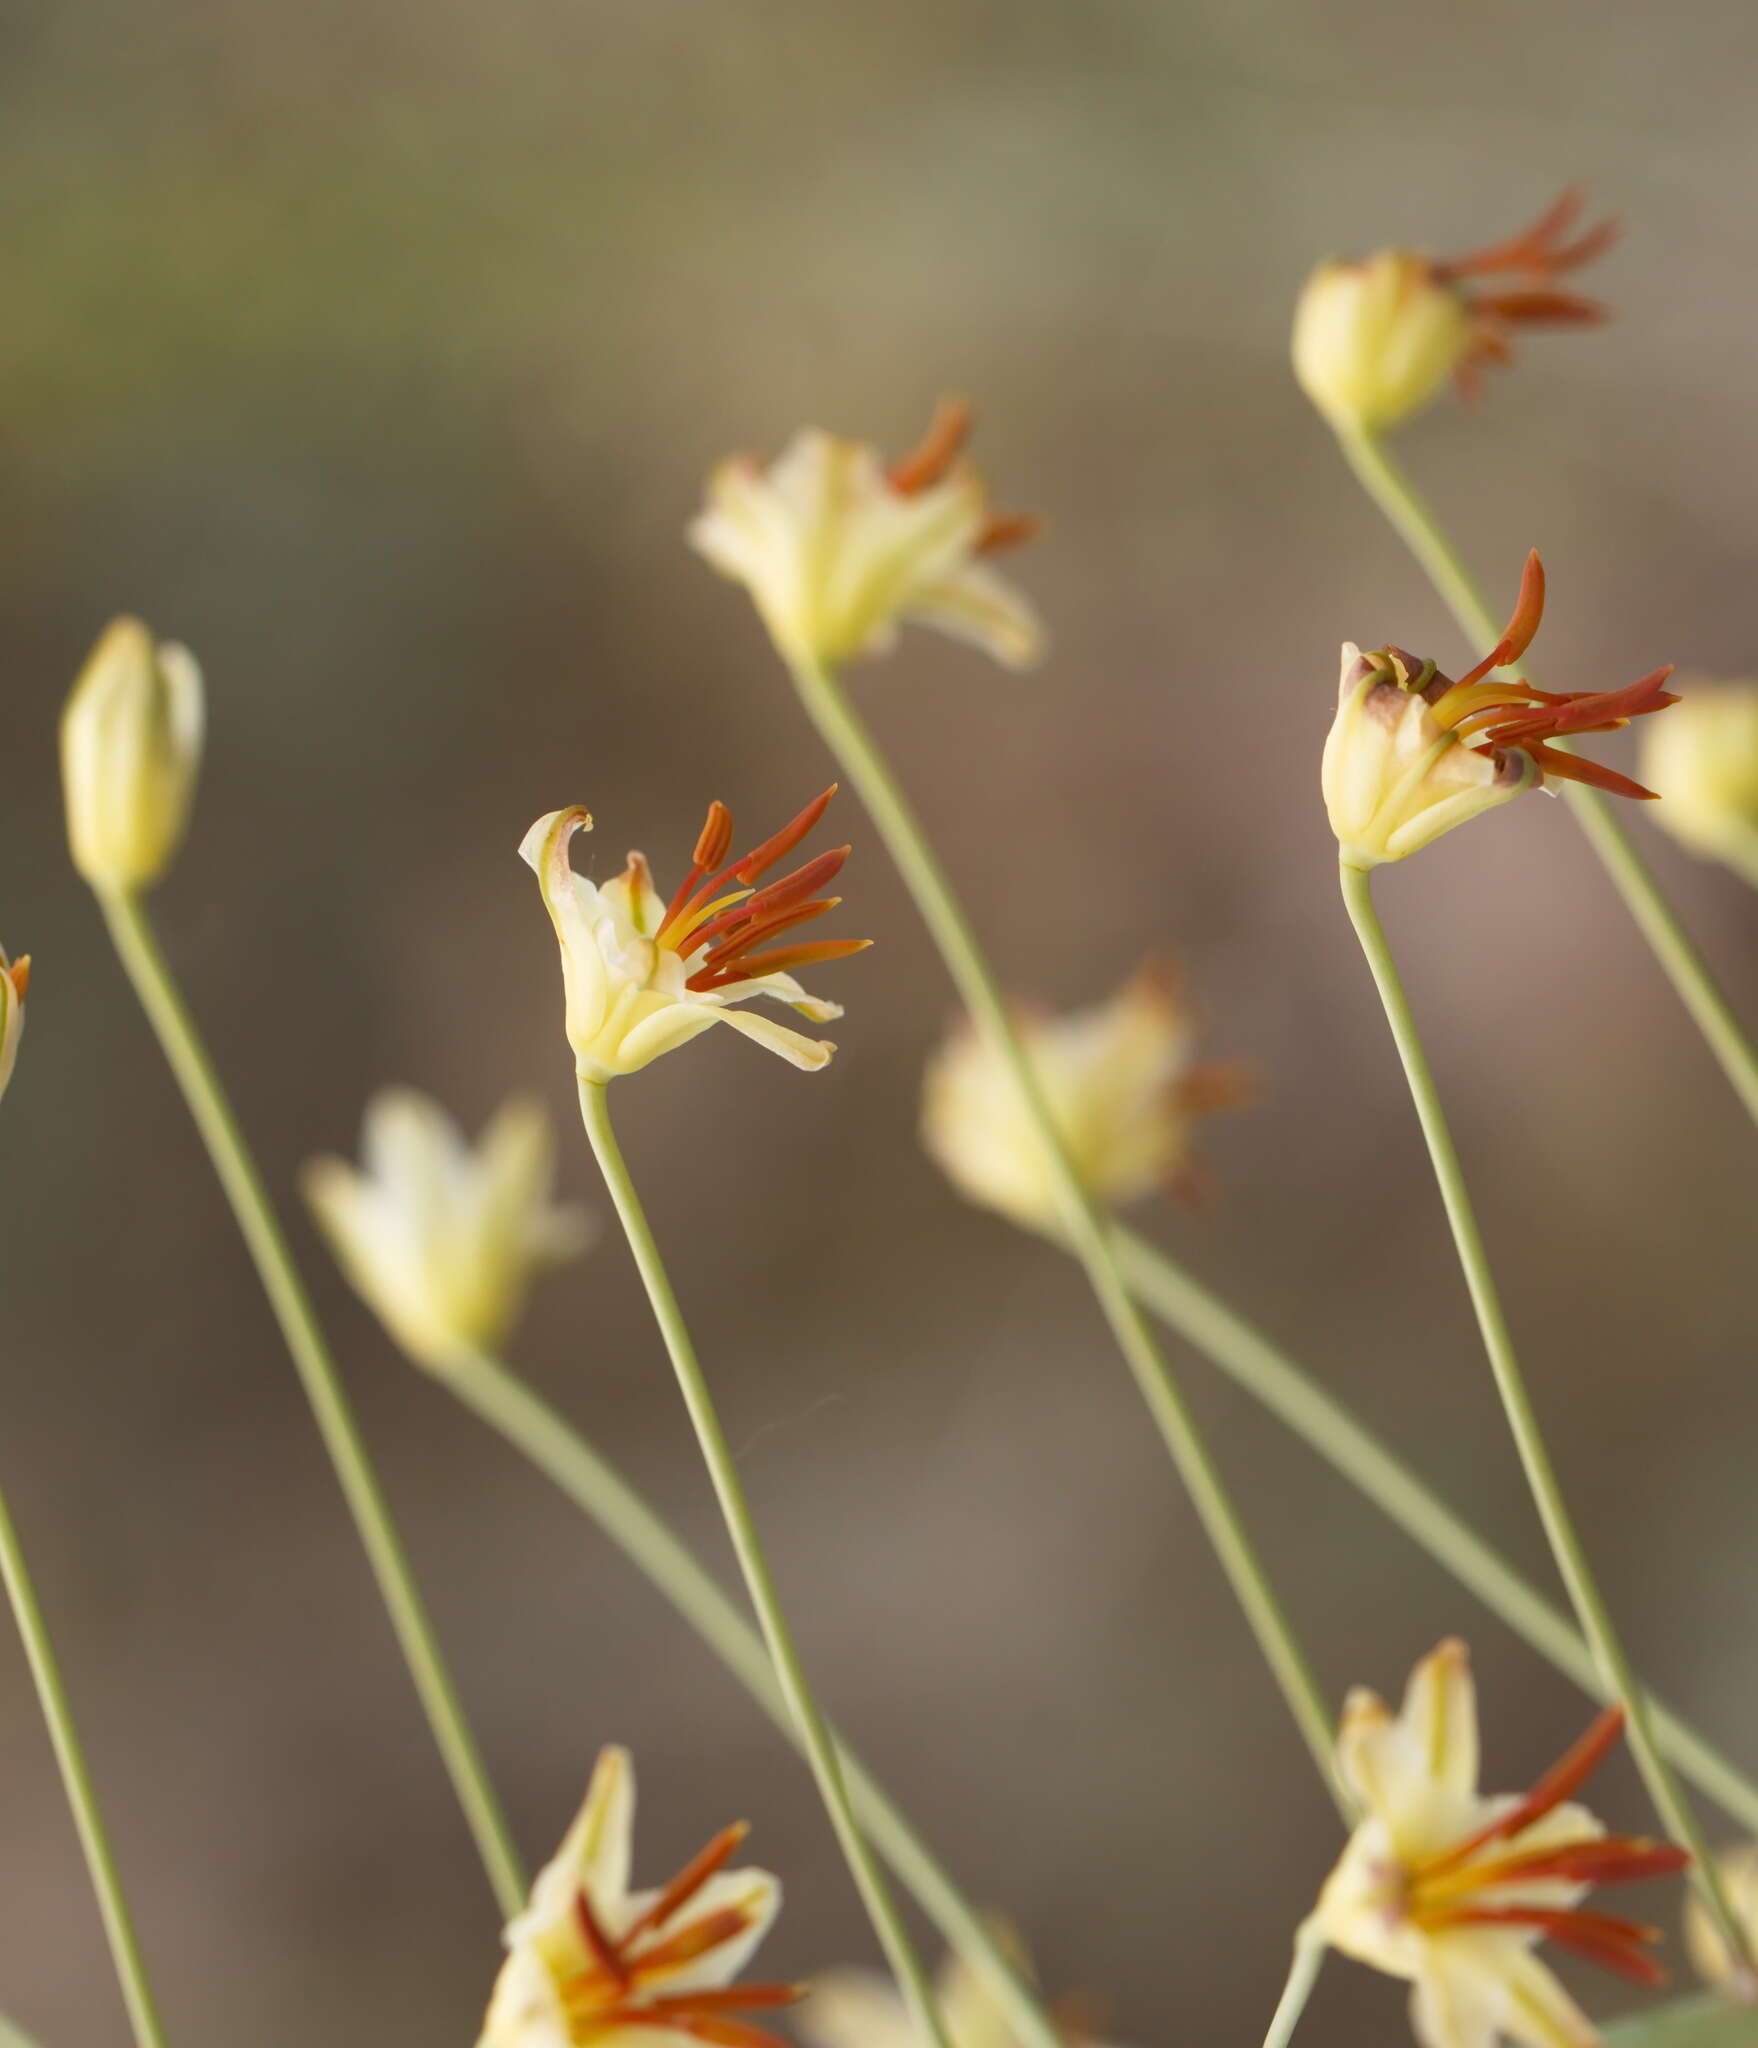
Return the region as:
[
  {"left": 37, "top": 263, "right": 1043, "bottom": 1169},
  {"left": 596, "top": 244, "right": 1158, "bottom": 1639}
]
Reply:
[
  {"left": 443, "top": 1346, "right": 1064, "bottom": 2048},
  {"left": 1261, "top": 1918, "right": 1326, "bottom": 2048},
  {"left": 95, "top": 888, "right": 525, "bottom": 1920},
  {"left": 1333, "top": 422, "right": 1758, "bottom": 1127},
  {"left": 0, "top": 1486, "right": 168, "bottom": 2048},
  {"left": 1339, "top": 858, "right": 1747, "bottom": 1962},
  {"left": 784, "top": 654, "right": 1345, "bottom": 1815},
  {"left": 1109, "top": 1225, "right": 1758, "bottom": 1834},
  {"left": 576, "top": 1078, "right": 953, "bottom": 2048}
]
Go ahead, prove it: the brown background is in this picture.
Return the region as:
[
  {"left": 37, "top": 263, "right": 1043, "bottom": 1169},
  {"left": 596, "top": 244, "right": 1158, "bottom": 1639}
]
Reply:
[{"left": 0, "top": 1, "right": 1754, "bottom": 2041}]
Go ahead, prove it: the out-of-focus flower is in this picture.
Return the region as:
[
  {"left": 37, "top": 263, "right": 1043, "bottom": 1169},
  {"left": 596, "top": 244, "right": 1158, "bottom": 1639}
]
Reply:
[
  {"left": 522, "top": 788, "right": 869, "bottom": 1083},
  {"left": 921, "top": 966, "right": 1248, "bottom": 1229},
  {"left": 61, "top": 616, "right": 204, "bottom": 891},
  {"left": 0, "top": 948, "right": 29, "bottom": 1109},
  {"left": 801, "top": 1930, "right": 1113, "bottom": 2048},
  {"left": 1640, "top": 684, "right": 1758, "bottom": 889},
  {"left": 1293, "top": 190, "right": 1616, "bottom": 433},
  {"left": 303, "top": 1089, "right": 588, "bottom": 1369},
  {"left": 1314, "top": 1639, "right": 1689, "bottom": 2048},
  {"left": 1325, "top": 552, "right": 1678, "bottom": 869},
  {"left": 479, "top": 1744, "right": 794, "bottom": 2048},
  {"left": 688, "top": 399, "right": 1043, "bottom": 672},
  {"left": 1683, "top": 1844, "right": 1758, "bottom": 2006}
]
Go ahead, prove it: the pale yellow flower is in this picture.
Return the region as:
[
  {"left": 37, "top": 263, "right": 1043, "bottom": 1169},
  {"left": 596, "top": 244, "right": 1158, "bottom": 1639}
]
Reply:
[
  {"left": 303, "top": 1089, "right": 588, "bottom": 1369},
  {"left": 479, "top": 1745, "right": 793, "bottom": 2048},
  {"left": 688, "top": 399, "right": 1043, "bottom": 672},
  {"left": 1293, "top": 192, "right": 1614, "bottom": 434},
  {"left": 0, "top": 948, "right": 29, "bottom": 1110},
  {"left": 1325, "top": 554, "right": 1677, "bottom": 869},
  {"left": 1314, "top": 1639, "right": 1687, "bottom": 2048},
  {"left": 801, "top": 1933, "right": 1113, "bottom": 2048},
  {"left": 521, "top": 789, "right": 868, "bottom": 1084},
  {"left": 61, "top": 616, "right": 204, "bottom": 891},
  {"left": 921, "top": 966, "right": 1247, "bottom": 1229},
  {"left": 1683, "top": 1844, "right": 1758, "bottom": 2005},
  {"left": 1640, "top": 684, "right": 1758, "bottom": 888}
]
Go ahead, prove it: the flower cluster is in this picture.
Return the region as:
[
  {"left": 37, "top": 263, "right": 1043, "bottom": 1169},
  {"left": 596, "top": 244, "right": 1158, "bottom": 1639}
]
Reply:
[
  {"left": 1315, "top": 1641, "right": 1689, "bottom": 2048},
  {"left": 303, "top": 1090, "right": 588, "bottom": 1369},
  {"left": 1293, "top": 190, "right": 1616, "bottom": 433},
  {"left": 690, "top": 400, "right": 1043, "bottom": 672},
  {"left": 1325, "top": 552, "right": 1678, "bottom": 867},
  {"left": 921, "top": 965, "right": 1249, "bottom": 1229},
  {"left": 522, "top": 787, "right": 870, "bottom": 1083},
  {"left": 480, "top": 1747, "right": 795, "bottom": 2048}
]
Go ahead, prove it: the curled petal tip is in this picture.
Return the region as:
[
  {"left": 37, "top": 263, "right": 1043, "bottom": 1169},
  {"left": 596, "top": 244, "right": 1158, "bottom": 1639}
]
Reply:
[{"left": 518, "top": 806, "right": 594, "bottom": 874}]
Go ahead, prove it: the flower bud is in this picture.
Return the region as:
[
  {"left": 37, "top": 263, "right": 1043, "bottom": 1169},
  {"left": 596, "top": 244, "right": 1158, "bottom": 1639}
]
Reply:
[
  {"left": 1640, "top": 682, "right": 1758, "bottom": 888},
  {"left": 304, "top": 1089, "right": 589, "bottom": 1370},
  {"left": 0, "top": 949, "right": 28, "bottom": 1110},
  {"left": 1292, "top": 254, "right": 1473, "bottom": 434},
  {"left": 1684, "top": 1843, "right": 1758, "bottom": 2005},
  {"left": 61, "top": 617, "right": 204, "bottom": 891},
  {"left": 921, "top": 966, "right": 1247, "bottom": 1230}
]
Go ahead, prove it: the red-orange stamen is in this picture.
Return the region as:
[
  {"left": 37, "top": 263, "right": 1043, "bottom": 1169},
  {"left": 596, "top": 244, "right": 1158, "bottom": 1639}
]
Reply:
[
  {"left": 575, "top": 1888, "right": 631, "bottom": 1989},
  {"left": 619, "top": 1822, "right": 750, "bottom": 1948},
  {"left": 976, "top": 509, "right": 1041, "bottom": 555},
  {"left": 625, "top": 1905, "right": 756, "bottom": 1977},
  {"left": 1420, "top": 1705, "right": 1626, "bottom": 1881},
  {"left": 7, "top": 955, "right": 30, "bottom": 1001},
  {"left": 639, "top": 1986, "right": 805, "bottom": 2015},
  {"left": 687, "top": 848, "right": 850, "bottom": 956},
  {"left": 1443, "top": 1906, "right": 1667, "bottom": 1987},
  {"left": 1442, "top": 188, "right": 1620, "bottom": 283},
  {"left": 1454, "top": 549, "right": 1547, "bottom": 691},
  {"left": 887, "top": 398, "right": 972, "bottom": 494},
  {"left": 689, "top": 938, "right": 870, "bottom": 991}
]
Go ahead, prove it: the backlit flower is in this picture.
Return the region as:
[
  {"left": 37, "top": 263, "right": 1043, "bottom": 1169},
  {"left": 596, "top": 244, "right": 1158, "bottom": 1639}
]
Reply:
[
  {"left": 921, "top": 965, "right": 1248, "bottom": 1229},
  {"left": 1314, "top": 1639, "right": 1689, "bottom": 2048},
  {"left": 479, "top": 1744, "right": 794, "bottom": 2048},
  {"left": 1294, "top": 190, "right": 1616, "bottom": 433},
  {"left": 801, "top": 1931, "right": 1112, "bottom": 2048},
  {"left": 1325, "top": 552, "right": 1678, "bottom": 869},
  {"left": 303, "top": 1089, "right": 588, "bottom": 1369},
  {"left": 521, "top": 788, "right": 869, "bottom": 1083},
  {"left": 61, "top": 615, "right": 205, "bottom": 891},
  {"left": 1683, "top": 1844, "right": 1758, "bottom": 2006},
  {"left": 1639, "top": 683, "right": 1758, "bottom": 889},
  {"left": 0, "top": 947, "right": 29, "bottom": 1109},
  {"left": 688, "top": 399, "right": 1043, "bottom": 672}
]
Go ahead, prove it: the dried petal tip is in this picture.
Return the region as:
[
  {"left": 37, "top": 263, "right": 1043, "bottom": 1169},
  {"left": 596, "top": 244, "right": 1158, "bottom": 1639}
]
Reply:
[
  {"left": 689, "top": 405, "right": 1044, "bottom": 670},
  {"left": 1293, "top": 190, "right": 1616, "bottom": 433}
]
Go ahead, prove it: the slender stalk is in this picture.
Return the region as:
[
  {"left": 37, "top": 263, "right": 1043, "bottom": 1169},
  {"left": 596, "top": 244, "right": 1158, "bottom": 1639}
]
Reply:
[
  {"left": 1333, "top": 422, "right": 1758, "bottom": 1126},
  {"left": 0, "top": 2015, "right": 39, "bottom": 2048},
  {"left": 442, "top": 1346, "right": 1064, "bottom": 2048},
  {"left": 1110, "top": 1225, "right": 1758, "bottom": 1834},
  {"left": 576, "top": 1079, "right": 953, "bottom": 2048},
  {"left": 1339, "top": 858, "right": 1746, "bottom": 1960},
  {"left": 0, "top": 1487, "right": 168, "bottom": 2048},
  {"left": 1261, "top": 1919, "right": 1326, "bottom": 2048},
  {"left": 95, "top": 888, "right": 524, "bottom": 1919},
  {"left": 783, "top": 654, "right": 1344, "bottom": 1813}
]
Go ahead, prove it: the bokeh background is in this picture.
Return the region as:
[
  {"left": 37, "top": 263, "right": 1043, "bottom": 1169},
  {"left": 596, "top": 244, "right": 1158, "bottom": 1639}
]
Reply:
[{"left": 2, "top": 2, "right": 1756, "bottom": 2041}]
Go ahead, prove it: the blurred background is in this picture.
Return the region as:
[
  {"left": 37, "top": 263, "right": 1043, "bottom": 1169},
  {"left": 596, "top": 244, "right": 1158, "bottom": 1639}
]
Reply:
[{"left": 1, "top": 0, "right": 1756, "bottom": 2040}]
